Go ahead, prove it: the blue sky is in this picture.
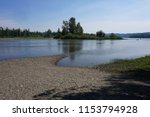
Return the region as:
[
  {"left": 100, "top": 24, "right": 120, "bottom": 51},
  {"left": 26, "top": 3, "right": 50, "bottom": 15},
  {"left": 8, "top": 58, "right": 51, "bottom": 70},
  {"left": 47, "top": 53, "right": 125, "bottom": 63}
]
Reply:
[{"left": 0, "top": 0, "right": 150, "bottom": 33}]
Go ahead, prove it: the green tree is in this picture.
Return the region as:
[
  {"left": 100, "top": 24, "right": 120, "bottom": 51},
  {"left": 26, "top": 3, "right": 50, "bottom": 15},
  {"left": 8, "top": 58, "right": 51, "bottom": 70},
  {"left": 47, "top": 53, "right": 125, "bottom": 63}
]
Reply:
[
  {"left": 44, "top": 29, "right": 52, "bottom": 37},
  {"left": 56, "top": 28, "right": 62, "bottom": 38},
  {"left": 62, "top": 21, "right": 69, "bottom": 35},
  {"left": 23, "top": 29, "right": 30, "bottom": 37},
  {"left": 69, "top": 17, "right": 77, "bottom": 34},
  {"left": 96, "top": 30, "right": 105, "bottom": 37},
  {"left": 76, "top": 23, "right": 83, "bottom": 35},
  {"left": 57, "top": 28, "right": 61, "bottom": 34},
  {"left": 110, "top": 33, "right": 116, "bottom": 38},
  {"left": 5, "top": 28, "right": 11, "bottom": 37},
  {"left": 17, "top": 28, "right": 21, "bottom": 37},
  {"left": 0, "top": 27, "right": 3, "bottom": 37},
  {"left": 12, "top": 28, "right": 16, "bottom": 37}
]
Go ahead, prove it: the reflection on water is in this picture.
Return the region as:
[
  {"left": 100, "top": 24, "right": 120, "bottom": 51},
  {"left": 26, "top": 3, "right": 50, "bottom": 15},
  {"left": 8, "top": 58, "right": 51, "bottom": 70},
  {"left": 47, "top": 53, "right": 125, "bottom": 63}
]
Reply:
[
  {"left": 58, "top": 39, "right": 150, "bottom": 67},
  {"left": 59, "top": 40, "right": 83, "bottom": 61},
  {"left": 0, "top": 38, "right": 150, "bottom": 67}
]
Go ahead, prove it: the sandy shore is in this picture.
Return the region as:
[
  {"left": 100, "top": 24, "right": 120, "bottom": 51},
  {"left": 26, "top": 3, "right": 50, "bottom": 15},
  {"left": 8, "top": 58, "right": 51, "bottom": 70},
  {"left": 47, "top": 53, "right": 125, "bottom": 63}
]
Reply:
[{"left": 0, "top": 56, "right": 111, "bottom": 100}]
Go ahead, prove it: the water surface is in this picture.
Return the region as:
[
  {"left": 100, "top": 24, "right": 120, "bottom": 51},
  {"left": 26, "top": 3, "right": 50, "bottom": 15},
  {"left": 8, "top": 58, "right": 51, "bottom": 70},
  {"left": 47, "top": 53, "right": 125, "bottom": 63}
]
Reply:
[{"left": 0, "top": 38, "right": 150, "bottom": 67}]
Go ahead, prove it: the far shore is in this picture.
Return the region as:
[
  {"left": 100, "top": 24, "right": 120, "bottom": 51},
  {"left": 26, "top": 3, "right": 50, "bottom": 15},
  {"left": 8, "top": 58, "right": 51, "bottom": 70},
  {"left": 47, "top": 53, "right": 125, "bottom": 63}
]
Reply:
[
  {"left": 0, "top": 55, "right": 149, "bottom": 100},
  {"left": 0, "top": 37, "right": 54, "bottom": 40},
  {"left": 0, "top": 36, "right": 123, "bottom": 40}
]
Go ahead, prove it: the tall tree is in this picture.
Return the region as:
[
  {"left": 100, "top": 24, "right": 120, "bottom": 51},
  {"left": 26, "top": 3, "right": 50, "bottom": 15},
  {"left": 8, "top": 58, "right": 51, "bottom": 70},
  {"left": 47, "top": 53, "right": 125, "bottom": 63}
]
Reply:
[
  {"left": 76, "top": 22, "right": 83, "bottom": 35},
  {"left": 56, "top": 28, "right": 62, "bottom": 37},
  {"left": 96, "top": 30, "right": 105, "bottom": 37},
  {"left": 5, "top": 28, "right": 11, "bottom": 37},
  {"left": 69, "top": 17, "right": 77, "bottom": 34},
  {"left": 62, "top": 21, "right": 69, "bottom": 35},
  {"left": 23, "top": 29, "right": 29, "bottom": 37},
  {"left": 17, "top": 28, "right": 21, "bottom": 37},
  {"left": 44, "top": 29, "right": 52, "bottom": 37},
  {"left": 109, "top": 33, "right": 116, "bottom": 38},
  {"left": 57, "top": 28, "right": 61, "bottom": 34},
  {"left": 0, "top": 27, "right": 3, "bottom": 37}
]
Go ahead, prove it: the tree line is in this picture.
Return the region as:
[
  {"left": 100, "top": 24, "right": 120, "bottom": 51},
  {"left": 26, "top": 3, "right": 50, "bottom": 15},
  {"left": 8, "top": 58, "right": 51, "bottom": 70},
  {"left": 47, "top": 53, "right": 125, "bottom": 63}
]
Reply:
[
  {"left": 0, "top": 27, "right": 55, "bottom": 38},
  {"left": 129, "top": 33, "right": 150, "bottom": 38},
  {"left": 0, "top": 17, "right": 120, "bottom": 39}
]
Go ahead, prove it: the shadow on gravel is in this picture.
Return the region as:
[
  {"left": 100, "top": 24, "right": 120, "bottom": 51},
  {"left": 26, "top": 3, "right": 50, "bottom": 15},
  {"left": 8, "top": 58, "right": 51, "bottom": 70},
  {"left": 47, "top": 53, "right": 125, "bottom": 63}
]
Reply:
[{"left": 33, "top": 70, "right": 150, "bottom": 100}]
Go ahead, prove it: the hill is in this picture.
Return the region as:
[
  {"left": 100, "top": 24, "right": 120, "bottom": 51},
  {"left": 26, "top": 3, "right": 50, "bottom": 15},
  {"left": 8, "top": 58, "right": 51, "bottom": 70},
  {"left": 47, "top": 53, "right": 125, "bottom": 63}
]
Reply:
[{"left": 115, "top": 32, "right": 150, "bottom": 38}]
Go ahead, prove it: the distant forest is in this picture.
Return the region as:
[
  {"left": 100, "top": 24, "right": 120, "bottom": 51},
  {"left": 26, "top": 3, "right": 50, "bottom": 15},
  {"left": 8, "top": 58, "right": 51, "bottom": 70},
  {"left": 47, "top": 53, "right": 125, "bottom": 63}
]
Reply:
[
  {"left": 0, "top": 27, "right": 56, "bottom": 38},
  {"left": 0, "top": 17, "right": 120, "bottom": 39},
  {"left": 129, "top": 33, "right": 150, "bottom": 38},
  {"left": 116, "top": 32, "right": 150, "bottom": 38}
]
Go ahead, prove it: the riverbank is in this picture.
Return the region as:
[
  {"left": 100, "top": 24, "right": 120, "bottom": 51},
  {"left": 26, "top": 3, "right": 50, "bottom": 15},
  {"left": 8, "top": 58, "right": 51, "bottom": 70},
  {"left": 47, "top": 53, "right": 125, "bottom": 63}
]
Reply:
[
  {"left": 0, "top": 36, "right": 124, "bottom": 41},
  {"left": 94, "top": 56, "right": 150, "bottom": 99},
  {"left": 95, "top": 56, "right": 150, "bottom": 73},
  {"left": 56, "top": 33, "right": 122, "bottom": 40},
  {"left": 0, "top": 56, "right": 150, "bottom": 100},
  {"left": 0, "top": 55, "right": 111, "bottom": 100}
]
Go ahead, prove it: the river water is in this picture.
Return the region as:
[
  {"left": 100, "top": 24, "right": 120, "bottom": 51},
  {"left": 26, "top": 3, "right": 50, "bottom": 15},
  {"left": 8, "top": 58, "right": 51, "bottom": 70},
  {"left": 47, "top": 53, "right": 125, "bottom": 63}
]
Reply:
[{"left": 0, "top": 38, "right": 150, "bottom": 67}]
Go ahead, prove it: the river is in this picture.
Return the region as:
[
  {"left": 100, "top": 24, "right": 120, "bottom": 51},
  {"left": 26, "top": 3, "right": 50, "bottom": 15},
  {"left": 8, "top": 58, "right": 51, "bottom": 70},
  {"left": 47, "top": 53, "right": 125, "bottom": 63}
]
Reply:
[{"left": 0, "top": 38, "right": 150, "bottom": 67}]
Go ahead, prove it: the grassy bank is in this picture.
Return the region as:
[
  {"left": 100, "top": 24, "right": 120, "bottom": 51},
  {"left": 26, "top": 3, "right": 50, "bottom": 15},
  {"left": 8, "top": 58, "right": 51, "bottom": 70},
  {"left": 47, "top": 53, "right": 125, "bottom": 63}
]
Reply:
[
  {"left": 94, "top": 56, "right": 150, "bottom": 100},
  {"left": 96, "top": 56, "right": 150, "bottom": 73}
]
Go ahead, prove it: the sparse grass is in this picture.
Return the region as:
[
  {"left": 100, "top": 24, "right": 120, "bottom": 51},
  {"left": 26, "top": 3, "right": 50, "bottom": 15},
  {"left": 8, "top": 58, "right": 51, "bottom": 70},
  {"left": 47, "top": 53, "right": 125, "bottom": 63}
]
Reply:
[{"left": 96, "top": 56, "right": 150, "bottom": 73}]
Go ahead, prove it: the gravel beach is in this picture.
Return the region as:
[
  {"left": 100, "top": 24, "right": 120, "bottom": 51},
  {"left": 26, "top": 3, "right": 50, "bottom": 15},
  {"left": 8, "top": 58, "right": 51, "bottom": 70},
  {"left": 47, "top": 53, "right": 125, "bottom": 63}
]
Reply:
[{"left": 0, "top": 56, "right": 111, "bottom": 100}]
